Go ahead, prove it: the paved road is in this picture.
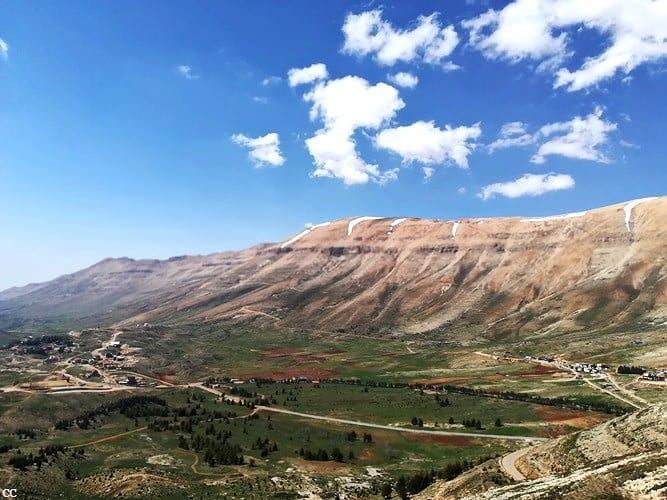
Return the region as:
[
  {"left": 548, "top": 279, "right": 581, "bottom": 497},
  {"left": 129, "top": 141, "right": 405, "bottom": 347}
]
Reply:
[
  {"left": 499, "top": 446, "right": 533, "bottom": 481},
  {"left": 255, "top": 406, "right": 548, "bottom": 443}
]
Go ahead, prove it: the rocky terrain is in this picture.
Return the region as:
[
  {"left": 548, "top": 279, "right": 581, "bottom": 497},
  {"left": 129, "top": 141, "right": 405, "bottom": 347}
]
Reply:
[
  {"left": 1, "top": 197, "right": 665, "bottom": 340},
  {"left": 417, "top": 403, "right": 667, "bottom": 499}
]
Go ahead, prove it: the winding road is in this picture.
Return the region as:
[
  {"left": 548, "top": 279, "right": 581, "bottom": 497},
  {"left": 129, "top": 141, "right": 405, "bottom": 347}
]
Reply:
[{"left": 499, "top": 446, "right": 533, "bottom": 481}]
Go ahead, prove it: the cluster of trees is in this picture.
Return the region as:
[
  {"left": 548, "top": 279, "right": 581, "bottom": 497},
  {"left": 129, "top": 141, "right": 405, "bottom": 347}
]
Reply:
[
  {"left": 7, "top": 444, "right": 76, "bottom": 471},
  {"left": 298, "top": 447, "right": 353, "bottom": 462},
  {"left": 309, "top": 378, "right": 628, "bottom": 415},
  {"left": 251, "top": 437, "right": 278, "bottom": 457},
  {"left": 380, "top": 458, "right": 483, "bottom": 499},
  {"left": 0, "top": 444, "right": 13, "bottom": 453},
  {"left": 6, "top": 335, "right": 73, "bottom": 349},
  {"left": 436, "top": 384, "right": 627, "bottom": 415},
  {"left": 435, "top": 394, "right": 451, "bottom": 407},
  {"left": 190, "top": 432, "right": 243, "bottom": 466},
  {"left": 462, "top": 419, "right": 483, "bottom": 429},
  {"left": 56, "top": 395, "right": 170, "bottom": 430},
  {"left": 228, "top": 386, "right": 260, "bottom": 399},
  {"left": 617, "top": 365, "right": 645, "bottom": 375},
  {"left": 344, "top": 431, "right": 372, "bottom": 443},
  {"left": 13, "top": 428, "right": 37, "bottom": 439},
  {"left": 411, "top": 417, "right": 424, "bottom": 427}
]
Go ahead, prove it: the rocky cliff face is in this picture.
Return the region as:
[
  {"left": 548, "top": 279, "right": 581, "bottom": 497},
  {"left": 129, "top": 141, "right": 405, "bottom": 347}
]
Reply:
[{"left": 1, "top": 197, "right": 665, "bottom": 337}]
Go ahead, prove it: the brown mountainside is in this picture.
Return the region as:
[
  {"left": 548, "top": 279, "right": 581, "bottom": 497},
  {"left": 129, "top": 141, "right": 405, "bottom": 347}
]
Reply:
[{"left": 1, "top": 196, "right": 665, "bottom": 337}]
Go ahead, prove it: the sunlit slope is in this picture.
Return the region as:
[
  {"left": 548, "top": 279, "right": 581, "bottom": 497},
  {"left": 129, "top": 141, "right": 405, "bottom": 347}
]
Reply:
[{"left": 1, "top": 197, "right": 665, "bottom": 338}]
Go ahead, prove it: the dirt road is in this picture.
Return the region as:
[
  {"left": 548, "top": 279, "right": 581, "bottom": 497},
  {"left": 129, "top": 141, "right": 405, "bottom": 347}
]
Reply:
[
  {"left": 255, "top": 406, "right": 547, "bottom": 443},
  {"left": 70, "top": 426, "right": 148, "bottom": 448},
  {"left": 499, "top": 446, "right": 533, "bottom": 481}
]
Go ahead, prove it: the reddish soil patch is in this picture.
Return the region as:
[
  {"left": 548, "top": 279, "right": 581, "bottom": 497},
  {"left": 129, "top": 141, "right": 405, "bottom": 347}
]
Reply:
[
  {"left": 260, "top": 347, "right": 303, "bottom": 358},
  {"left": 523, "top": 364, "right": 561, "bottom": 376},
  {"left": 534, "top": 406, "right": 582, "bottom": 423},
  {"left": 403, "top": 433, "right": 473, "bottom": 446},
  {"left": 153, "top": 372, "right": 177, "bottom": 384},
  {"left": 534, "top": 406, "right": 608, "bottom": 430}
]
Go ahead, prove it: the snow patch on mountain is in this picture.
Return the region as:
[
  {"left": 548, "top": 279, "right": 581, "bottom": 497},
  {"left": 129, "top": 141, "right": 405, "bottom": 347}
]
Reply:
[
  {"left": 521, "top": 211, "right": 587, "bottom": 223},
  {"left": 624, "top": 197, "right": 658, "bottom": 233},
  {"left": 280, "top": 222, "right": 331, "bottom": 248},
  {"left": 348, "top": 217, "right": 384, "bottom": 236}
]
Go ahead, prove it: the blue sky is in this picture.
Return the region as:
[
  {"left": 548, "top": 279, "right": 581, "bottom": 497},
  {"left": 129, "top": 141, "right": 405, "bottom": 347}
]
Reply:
[{"left": 1, "top": 0, "right": 666, "bottom": 289}]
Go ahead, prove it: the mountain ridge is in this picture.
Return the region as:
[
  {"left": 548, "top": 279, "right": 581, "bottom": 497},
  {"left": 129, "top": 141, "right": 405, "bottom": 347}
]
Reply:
[{"left": 1, "top": 196, "right": 665, "bottom": 338}]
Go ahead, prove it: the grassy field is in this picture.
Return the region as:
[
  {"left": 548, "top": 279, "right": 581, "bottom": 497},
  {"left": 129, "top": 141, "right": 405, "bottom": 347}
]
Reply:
[
  {"left": 0, "top": 387, "right": 515, "bottom": 498},
  {"left": 237, "top": 381, "right": 609, "bottom": 437},
  {"left": 1, "top": 321, "right": 659, "bottom": 499},
  {"left": 124, "top": 324, "right": 635, "bottom": 412}
]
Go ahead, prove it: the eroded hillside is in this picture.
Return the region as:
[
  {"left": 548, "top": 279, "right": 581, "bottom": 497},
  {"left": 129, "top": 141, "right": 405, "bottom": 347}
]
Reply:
[{"left": 1, "top": 197, "right": 665, "bottom": 339}]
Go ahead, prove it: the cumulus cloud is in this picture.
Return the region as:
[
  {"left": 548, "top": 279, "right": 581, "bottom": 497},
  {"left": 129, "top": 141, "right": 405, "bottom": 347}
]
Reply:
[
  {"left": 462, "top": 0, "right": 667, "bottom": 91},
  {"left": 287, "top": 63, "right": 328, "bottom": 87},
  {"left": 252, "top": 96, "right": 268, "bottom": 104},
  {"left": 488, "top": 109, "right": 617, "bottom": 164},
  {"left": 303, "top": 75, "right": 404, "bottom": 185},
  {"left": 375, "top": 120, "right": 482, "bottom": 168},
  {"left": 422, "top": 167, "right": 435, "bottom": 181},
  {"left": 0, "top": 38, "right": 8, "bottom": 61},
  {"left": 177, "top": 65, "right": 199, "bottom": 80},
  {"left": 531, "top": 107, "right": 617, "bottom": 164},
  {"left": 388, "top": 71, "right": 419, "bottom": 88},
  {"left": 231, "top": 132, "right": 285, "bottom": 167},
  {"left": 342, "top": 10, "right": 459, "bottom": 67},
  {"left": 479, "top": 173, "right": 575, "bottom": 200}
]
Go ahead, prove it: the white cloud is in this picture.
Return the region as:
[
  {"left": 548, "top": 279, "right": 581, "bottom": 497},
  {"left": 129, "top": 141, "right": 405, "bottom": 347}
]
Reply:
[
  {"left": 488, "top": 121, "right": 536, "bottom": 152},
  {"left": 303, "top": 75, "right": 404, "bottom": 186},
  {"left": 177, "top": 65, "right": 199, "bottom": 80},
  {"left": 479, "top": 173, "right": 575, "bottom": 200},
  {"left": 0, "top": 39, "right": 8, "bottom": 61},
  {"left": 423, "top": 166, "right": 435, "bottom": 181},
  {"left": 462, "top": 0, "right": 667, "bottom": 91},
  {"left": 262, "top": 76, "right": 282, "bottom": 86},
  {"left": 231, "top": 132, "right": 285, "bottom": 167},
  {"left": 342, "top": 10, "right": 459, "bottom": 67},
  {"left": 531, "top": 107, "right": 617, "bottom": 164},
  {"left": 375, "top": 120, "right": 482, "bottom": 168},
  {"left": 619, "top": 139, "right": 640, "bottom": 149},
  {"left": 487, "top": 109, "right": 617, "bottom": 164},
  {"left": 458, "top": 186, "right": 467, "bottom": 194},
  {"left": 252, "top": 96, "right": 268, "bottom": 104},
  {"left": 388, "top": 71, "right": 419, "bottom": 88},
  {"left": 287, "top": 63, "right": 328, "bottom": 87}
]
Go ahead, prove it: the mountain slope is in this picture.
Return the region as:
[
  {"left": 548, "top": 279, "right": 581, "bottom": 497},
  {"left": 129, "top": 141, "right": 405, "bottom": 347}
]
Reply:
[
  {"left": 1, "top": 197, "right": 665, "bottom": 337},
  {"left": 417, "top": 403, "right": 667, "bottom": 499}
]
